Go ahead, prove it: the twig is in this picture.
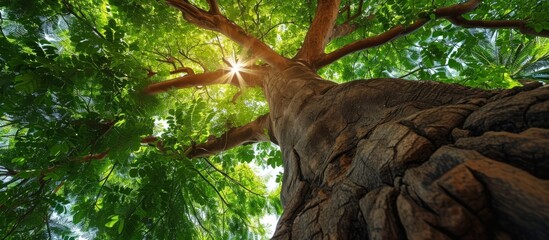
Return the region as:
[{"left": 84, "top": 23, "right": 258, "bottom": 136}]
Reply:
[
  {"left": 92, "top": 163, "right": 117, "bottom": 209},
  {"left": 200, "top": 157, "right": 263, "bottom": 196},
  {"left": 192, "top": 167, "right": 229, "bottom": 206},
  {"left": 61, "top": 0, "right": 107, "bottom": 40}
]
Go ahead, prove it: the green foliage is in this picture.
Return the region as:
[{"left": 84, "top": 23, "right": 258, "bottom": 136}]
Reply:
[
  {"left": 0, "top": 0, "right": 274, "bottom": 238},
  {"left": 0, "top": 0, "right": 547, "bottom": 239},
  {"left": 460, "top": 31, "right": 549, "bottom": 86},
  {"left": 321, "top": 0, "right": 548, "bottom": 89}
]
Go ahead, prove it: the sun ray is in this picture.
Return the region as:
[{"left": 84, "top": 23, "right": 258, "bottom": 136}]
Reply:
[{"left": 221, "top": 52, "right": 259, "bottom": 88}]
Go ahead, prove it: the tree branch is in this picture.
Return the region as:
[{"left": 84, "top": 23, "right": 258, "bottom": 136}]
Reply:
[
  {"left": 207, "top": 0, "right": 221, "bottom": 15},
  {"left": 26, "top": 149, "right": 112, "bottom": 179},
  {"left": 315, "top": 0, "right": 546, "bottom": 68},
  {"left": 343, "top": 0, "right": 364, "bottom": 24},
  {"left": 147, "top": 67, "right": 195, "bottom": 77},
  {"left": 327, "top": 0, "right": 366, "bottom": 42},
  {"left": 141, "top": 136, "right": 166, "bottom": 153},
  {"left": 201, "top": 157, "right": 263, "bottom": 196},
  {"left": 447, "top": 16, "right": 549, "bottom": 37},
  {"left": 185, "top": 114, "right": 273, "bottom": 158},
  {"left": 61, "top": 0, "right": 107, "bottom": 41},
  {"left": 166, "top": 0, "right": 290, "bottom": 68},
  {"left": 328, "top": 8, "right": 374, "bottom": 42},
  {"left": 433, "top": 0, "right": 480, "bottom": 16},
  {"left": 178, "top": 48, "right": 209, "bottom": 72},
  {"left": 317, "top": 18, "right": 429, "bottom": 68},
  {"left": 143, "top": 65, "right": 267, "bottom": 94},
  {"left": 329, "top": 22, "right": 359, "bottom": 42},
  {"left": 93, "top": 163, "right": 117, "bottom": 209},
  {"left": 294, "top": 0, "right": 342, "bottom": 63},
  {"left": 79, "top": 149, "right": 110, "bottom": 162},
  {"left": 193, "top": 168, "right": 229, "bottom": 206}
]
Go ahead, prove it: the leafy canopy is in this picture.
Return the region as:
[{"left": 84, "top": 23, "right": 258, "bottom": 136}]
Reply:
[{"left": 0, "top": 0, "right": 547, "bottom": 239}]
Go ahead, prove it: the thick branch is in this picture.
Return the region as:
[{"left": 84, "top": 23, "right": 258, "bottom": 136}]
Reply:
[
  {"left": 185, "top": 114, "right": 273, "bottom": 158},
  {"left": 143, "top": 66, "right": 267, "bottom": 94},
  {"left": 316, "top": 0, "right": 545, "bottom": 68},
  {"left": 295, "top": 0, "right": 342, "bottom": 63},
  {"left": 317, "top": 18, "right": 429, "bottom": 68},
  {"left": 166, "top": 0, "right": 290, "bottom": 68},
  {"left": 447, "top": 16, "right": 549, "bottom": 37},
  {"left": 207, "top": 0, "right": 221, "bottom": 14},
  {"left": 433, "top": 0, "right": 480, "bottom": 16}
]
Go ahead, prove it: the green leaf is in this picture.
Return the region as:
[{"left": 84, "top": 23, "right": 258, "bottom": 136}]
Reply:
[
  {"left": 543, "top": 22, "right": 549, "bottom": 30},
  {"left": 534, "top": 23, "right": 543, "bottom": 33},
  {"left": 114, "top": 119, "right": 126, "bottom": 127},
  {"left": 105, "top": 215, "right": 119, "bottom": 228},
  {"left": 448, "top": 59, "right": 461, "bottom": 70},
  {"left": 73, "top": 211, "right": 86, "bottom": 224},
  {"left": 49, "top": 143, "right": 69, "bottom": 156},
  {"left": 118, "top": 217, "right": 125, "bottom": 234},
  {"left": 16, "top": 170, "right": 40, "bottom": 179},
  {"left": 14, "top": 73, "right": 38, "bottom": 93},
  {"left": 11, "top": 157, "right": 25, "bottom": 165}
]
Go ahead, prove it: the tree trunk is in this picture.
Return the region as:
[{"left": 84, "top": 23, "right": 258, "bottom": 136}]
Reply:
[{"left": 268, "top": 64, "right": 549, "bottom": 239}]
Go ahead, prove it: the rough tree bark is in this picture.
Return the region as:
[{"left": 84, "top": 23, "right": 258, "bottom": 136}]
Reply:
[
  {"left": 267, "top": 64, "right": 549, "bottom": 240},
  {"left": 147, "top": 0, "right": 549, "bottom": 239}
]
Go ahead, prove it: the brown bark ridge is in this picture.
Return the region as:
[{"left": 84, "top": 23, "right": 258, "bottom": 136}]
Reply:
[{"left": 266, "top": 64, "right": 549, "bottom": 240}]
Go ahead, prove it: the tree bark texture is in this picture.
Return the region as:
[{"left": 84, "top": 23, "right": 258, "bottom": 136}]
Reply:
[{"left": 266, "top": 64, "right": 549, "bottom": 240}]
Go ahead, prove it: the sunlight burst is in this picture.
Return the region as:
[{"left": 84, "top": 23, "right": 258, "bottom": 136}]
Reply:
[
  {"left": 222, "top": 55, "right": 256, "bottom": 88},
  {"left": 230, "top": 62, "right": 242, "bottom": 74}
]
